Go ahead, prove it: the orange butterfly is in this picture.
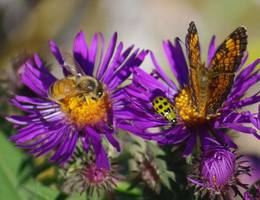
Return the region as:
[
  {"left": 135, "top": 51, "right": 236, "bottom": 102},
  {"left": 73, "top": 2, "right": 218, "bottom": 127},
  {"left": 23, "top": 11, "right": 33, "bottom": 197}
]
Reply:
[{"left": 185, "top": 21, "right": 247, "bottom": 117}]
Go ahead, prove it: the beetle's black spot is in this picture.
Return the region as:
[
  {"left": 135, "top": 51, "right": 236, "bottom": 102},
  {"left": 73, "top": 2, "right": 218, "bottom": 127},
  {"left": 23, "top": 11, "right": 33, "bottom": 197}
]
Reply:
[
  {"left": 164, "top": 108, "right": 170, "bottom": 113},
  {"left": 155, "top": 100, "right": 159, "bottom": 104},
  {"left": 163, "top": 101, "right": 168, "bottom": 106},
  {"left": 159, "top": 97, "right": 163, "bottom": 101},
  {"left": 158, "top": 105, "right": 163, "bottom": 109}
]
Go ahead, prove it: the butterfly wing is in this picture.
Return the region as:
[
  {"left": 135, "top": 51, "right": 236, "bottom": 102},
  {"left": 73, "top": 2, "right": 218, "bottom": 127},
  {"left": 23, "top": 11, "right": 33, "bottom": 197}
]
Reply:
[
  {"left": 186, "top": 21, "right": 205, "bottom": 113},
  {"left": 207, "top": 27, "right": 247, "bottom": 114},
  {"left": 186, "top": 21, "right": 202, "bottom": 69}
]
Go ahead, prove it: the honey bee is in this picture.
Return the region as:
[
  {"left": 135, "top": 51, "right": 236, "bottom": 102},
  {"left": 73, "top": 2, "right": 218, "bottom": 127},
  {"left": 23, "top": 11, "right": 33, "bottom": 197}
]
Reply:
[
  {"left": 48, "top": 53, "right": 104, "bottom": 103},
  {"left": 152, "top": 96, "right": 177, "bottom": 124}
]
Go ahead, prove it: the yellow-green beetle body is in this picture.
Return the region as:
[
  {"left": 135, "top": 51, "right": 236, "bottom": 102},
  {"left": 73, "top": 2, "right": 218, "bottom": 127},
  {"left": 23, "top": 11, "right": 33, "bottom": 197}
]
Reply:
[{"left": 152, "top": 96, "right": 177, "bottom": 123}]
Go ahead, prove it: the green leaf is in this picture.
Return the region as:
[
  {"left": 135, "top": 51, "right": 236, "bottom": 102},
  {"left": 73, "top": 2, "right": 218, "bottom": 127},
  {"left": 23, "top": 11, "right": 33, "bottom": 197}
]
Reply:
[
  {"left": 147, "top": 142, "right": 165, "bottom": 156},
  {"left": 186, "top": 155, "right": 194, "bottom": 165},
  {"left": 115, "top": 181, "right": 143, "bottom": 197},
  {"left": 166, "top": 171, "right": 176, "bottom": 181},
  {"left": 67, "top": 193, "right": 88, "bottom": 200},
  {"left": 0, "top": 133, "right": 27, "bottom": 200},
  {"left": 155, "top": 158, "right": 176, "bottom": 190},
  {"left": 0, "top": 167, "right": 27, "bottom": 200},
  {"left": 23, "top": 180, "right": 59, "bottom": 200}
]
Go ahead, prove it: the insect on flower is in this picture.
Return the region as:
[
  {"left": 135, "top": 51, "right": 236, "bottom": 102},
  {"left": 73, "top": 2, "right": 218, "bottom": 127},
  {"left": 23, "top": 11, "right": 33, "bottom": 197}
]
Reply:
[
  {"left": 6, "top": 31, "right": 148, "bottom": 167},
  {"left": 182, "top": 22, "right": 247, "bottom": 123},
  {"left": 152, "top": 96, "right": 177, "bottom": 124},
  {"left": 48, "top": 53, "right": 105, "bottom": 104},
  {"left": 120, "top": 21, "right": 259, "bottom": 156},
  {"left": 152, "top": 21, "right": 247, "bottom": 126}
]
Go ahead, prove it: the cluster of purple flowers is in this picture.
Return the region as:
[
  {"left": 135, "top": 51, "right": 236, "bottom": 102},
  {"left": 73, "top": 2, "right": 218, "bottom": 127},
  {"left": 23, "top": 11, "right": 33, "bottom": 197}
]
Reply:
[{"left": 7, "top": 22, "right": 260, "bottom": 198}]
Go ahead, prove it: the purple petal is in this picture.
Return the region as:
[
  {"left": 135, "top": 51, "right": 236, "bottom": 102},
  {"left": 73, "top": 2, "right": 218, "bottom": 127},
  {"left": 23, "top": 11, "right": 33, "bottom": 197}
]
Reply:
[
  {"left": 106, "top": 134, "right": 120, "bottom": 152},
  {"left": 222, "top": 123, "right": 260, "bottom": 139},
  {"left": 10, "top": 124, "right": 47, "bottom": 142},
  {"left": 49, "top": 40, "right": 64, "bottom": 65},
  {"left": 237, "top": 51, "right": 248, "bottom": 72},
  {"left": 14, "top": 95, "right": 53, "bottom": 105},
  {"left": 86, "top": 33, "right": 99, "bottom": 75},
  {"left": 207, "top": 35, "right": 216, "bottom": 66},
  {"left": 50, "top": 127, "right": 77, "bottom": 164},
  {"left": 158, "top": 125, "right": 189, "bottom": 144},
  {"left": 199, "top": 128, "right": 212, "bottom": 149},
  {"left": 235, "top": 58, "right": 260, "bottom": 83},
  {"left": 97, "top": 32, "right": 117, "bottom": 80},
  {"left": 21, "top": 62, "right": 54, "bottom": 97},
  {"left": 132, "top": 67, "right": 176, "bottom": 97},
  {"left": 107, "top": 50, "right": 149, "bottom": 90},
  {"left": 61, "top": 130, "right": 78, "bottom": 164},
  {"left": 150, "top": 51, "right": 178, "bottom": 90},
  {"left": 228, "top": 72, "right": 260, "bottom": 103},
  {"left": 215, "top": 129, "right": 237, "bottom": 148},
  {"left": 187, "top": 176, "right": 205, "bottom": 187},
  {"left": 102, "top": 43, "right": 136, "bottom": 87},
  {"left": 123, "top": 85, "right": 150, "bottom": 102},
  {"left": 249, "top": 107, "right": 260, "bottom": 130},
  {"left": 86, "top": 127, "right": 110, "bottom": 169},
  {"left": 30, "top": 128, "right": 66, "bottom": 155},
  {"left": 6, "top": 115, "right": 33, "bottom": 125},
  {"left": 226, "top": 93, "right": 260, "bottom": 109},
  {"left": 182, "top": 132, "right": 196, "bottom": 157},
  {"left": 163, "top": 38, "right": 189, "bottom": 86},
  {"left": 103, "top": 43, "right": 134, "bottom": 84},
  {"left": 101, "top": 42, "right": 124, "bottom": 83},
  {"left": 73, "top": 31, "right": 90, "bottom": 75},
  {"left": 80, "top": 133, "right": 90, "bottom": 152},
  {"left": 33, "top": 54, "right": 56, "bottom": 82},
  {"left": 49, "top": 40, "right": 70, "bottom": 76}
]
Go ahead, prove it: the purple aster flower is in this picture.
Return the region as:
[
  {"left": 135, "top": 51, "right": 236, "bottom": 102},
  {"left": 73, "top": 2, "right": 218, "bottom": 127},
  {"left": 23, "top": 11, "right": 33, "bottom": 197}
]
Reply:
[
  {"left": 120, "top": 21, "right": 260, "bottom": 156},
  {"left": 7, "top": 31, "right": 148, "bottom": 169},
  {"left": 188, "top": 140, "right": 251, "bottom": 199}
]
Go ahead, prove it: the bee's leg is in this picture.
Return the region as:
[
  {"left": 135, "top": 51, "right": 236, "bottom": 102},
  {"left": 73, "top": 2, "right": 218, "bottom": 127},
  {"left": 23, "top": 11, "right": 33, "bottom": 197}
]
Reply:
[
  {"left": 77, "top": 94, "right": 86, "bottom": 102},
  {"left": 84, "top": 95, "right": 89, "bottom": 103},
  {"left": 91, "top": 96, "right": 98, "bottom": 101}
]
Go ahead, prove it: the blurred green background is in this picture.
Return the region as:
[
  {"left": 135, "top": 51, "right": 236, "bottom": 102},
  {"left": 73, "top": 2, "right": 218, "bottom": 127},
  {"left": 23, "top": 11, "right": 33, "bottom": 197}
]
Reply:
[{"left": 0, "top": 0, "right": 259, "bottom": 199}]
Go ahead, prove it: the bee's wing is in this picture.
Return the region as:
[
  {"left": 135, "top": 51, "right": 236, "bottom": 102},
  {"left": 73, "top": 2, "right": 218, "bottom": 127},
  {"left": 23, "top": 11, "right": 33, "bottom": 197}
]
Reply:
[
  {"left": 185, "top": 21, "right": 203, "bottom": 111},
  {"left": 61, "top": 50, "right": 85, "bottom": 76},
  {"left": 207, "top": 27, "right": 247, "bottom": 114}
]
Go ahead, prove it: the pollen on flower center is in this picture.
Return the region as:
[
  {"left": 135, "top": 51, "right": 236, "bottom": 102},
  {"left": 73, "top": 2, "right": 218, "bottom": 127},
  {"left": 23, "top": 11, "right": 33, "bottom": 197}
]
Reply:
[
  {"left": 175, "top": 88, "right": 207, "bottom": 125},
  {"left": 60, "top": 93, "right": 110, "bottom": 127}
]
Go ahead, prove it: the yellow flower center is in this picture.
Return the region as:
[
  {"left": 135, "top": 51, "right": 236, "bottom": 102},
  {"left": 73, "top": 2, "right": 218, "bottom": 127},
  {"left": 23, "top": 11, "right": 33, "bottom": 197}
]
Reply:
[
  {"left": 175, "top": 88, "right": 206, "bottom": 125},
  {"left": 60, "top": 93, "right": 111, "bottom": 128}
]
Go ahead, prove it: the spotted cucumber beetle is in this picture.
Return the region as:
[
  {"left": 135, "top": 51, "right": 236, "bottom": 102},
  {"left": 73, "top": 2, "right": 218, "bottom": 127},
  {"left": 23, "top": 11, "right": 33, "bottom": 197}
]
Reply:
[{"left": 152, "top": 96, "right": 177, "bottom": 123}]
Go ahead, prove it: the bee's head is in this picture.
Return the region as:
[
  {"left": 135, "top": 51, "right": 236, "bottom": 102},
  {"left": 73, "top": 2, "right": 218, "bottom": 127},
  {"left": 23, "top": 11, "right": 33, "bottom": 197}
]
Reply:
[
  {"left": 77, "top": 76, "right": 104, "bottom": 100},
  {"left": 78, "top": 78, "right": 95, "bottom": 90}
]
